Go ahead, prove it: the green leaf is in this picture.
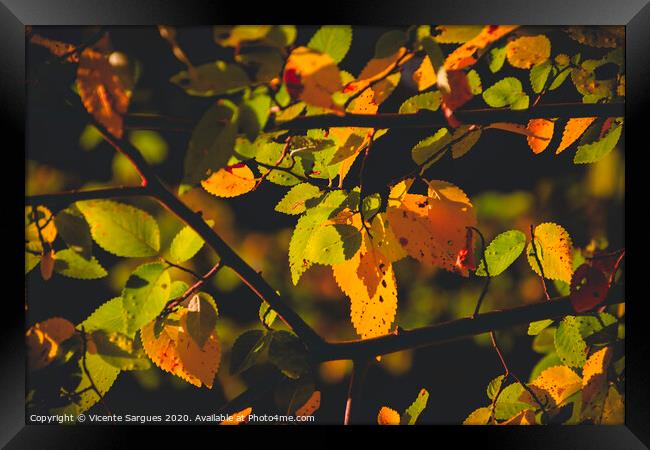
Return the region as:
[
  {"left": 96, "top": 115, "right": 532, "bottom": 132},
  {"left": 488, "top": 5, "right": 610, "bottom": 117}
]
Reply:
[
  {"left": 122, "top": 263, "right": 171, "bottom": 335},
  {"left": 168, "top": 220, "right": 214, "bottom": 264},
  {"left": 494, "top": 383, "right": 530, "bottom": 420},
  {"left": 482, "top": 77, "right": 529, "bottom": 110},
  {"left": 53, "top": 249, "right": 107, "bottom": 280},
  {"left": 268, "top": 330, "right": 310, "bottom": 379},
  {"left": 530, "top": 60, "right": 552, "bottom": 94},
  {"left": 185, "top": 292, "right": 218, "bottom": 347},
  {"left": 80, "top": 297, "right": 128, "bottom": 336},
  {"left": 476, "top": 230, "right": 526, "bottom": 276},
  {"left": 76, "top": 200, "right": 160, "bottom": 258},
  {"left": 555, "top": 316, "right": 587, "bottom": 368},
  {"left": 183, "top": 100, "right": 238, "bottom": 186},
  {"left": 91, "top": 330, "right": 150, "bottom": 371},
  {"left": 574, "top": 121, "right": 623, "bottom": 164},
  {"left": 451, "top": 128, "right": 482, "bottom": 159},
  {"left": 412, "top": 128, "right": 452, "bottom": 167},
  {"left": 488, "top": 46, "right": 506, "bottom": 73},
  {"left": 230, "top": 329, "right": 271, "bottom": 375},
  {"left": 528, "top": 319, "right": 554, "bottom": 336},
  {"left": 467, "top": 70, "right": 482, "bottom": 94},
  {"left": 308, "top": 25, "right": 352, "bottom": 63},
  {"left": 549, "top": 66, "right": 572, "bottom": 91},
  {"left": 532, "top": 327, "right": 556, "bottom": 354},
  {"left": 168, "top": 280, "right": 189, "bottom": 300},
  {"left": 402, "top": 389, "right": 429, "bottom": 425},
  {"left": 259, "top": 302, "right": 278, "bottom": 328},
  {"left": 463, "top": 406, "right": 492, "bottom": 425},
  {"left": 170, "top": 61, "right": 250, "bottom": 97},
  {"left": 399, "top": 91, "right": 442, "bottom": 114},
  {"left": 239, "top": 90, "right": 271, "bottom": 142},
  {"left": 275, "top": 183, "right": 323, "bottom": 215},
  {"left": 487, "top": 375, "right": 505, "bottom": 400},
  {"left": 375, "top": 30, "right": 407, "bottom": 58},
  {"left": 303, "top": 224, "right": 362, "bottom": 265},
  {"left": 54, "top": 206, "right": 92, "bottom": 259},
  {"left": 361, "top": 193, "right": 382, "bottom": 222},
  {"left": 421, "top": 36, "right": 444, "bottom": 70},
  {"left": 57, "top": 353, "right": 119, "bottom": 415}
]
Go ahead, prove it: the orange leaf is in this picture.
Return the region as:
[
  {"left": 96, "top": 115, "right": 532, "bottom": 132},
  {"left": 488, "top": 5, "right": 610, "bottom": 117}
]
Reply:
[
  {"left": 377, "top": 406, "right": 401, "bottom": 425},
  {"left": 505, "top": 35, "right": 551, "bottom": 69},
  {"left": 387, "top": 180, "right": 477, "bottom": 276},
  {"left": 26, "top": 317, "right": 76, "bottom": 370},
  {"left": 220, "top": 407, "right": 252, "bottom": 425},
  {"left": 141, "top": 310, "right": 221, "bottom": 388},
  {"left": 76, "top": 47, "right": 130, "bottom": 138},
  {"left": 40, "top": 249, "right": 55, "bottom": 281},
  {"left": 522, "top": 365, "right": 582, "bottom": 408},
  {"left": 526, "top": 119, "right": 554, "bottom": 154},
  {"left": 412, "top": 56, "right": 437, "bottom": 91},
  {"left": 346, "top": 48, "right": 409, "bottom": 94},
  {"left": 30, "top": 33, "right": 79, "bottom": 62},
  {"left": 296, "top": 391, "right": 321, "bottom": 417},
  {"left": 201, "top": 163, "right": 257, "bottom": 197},
  {"left": 556, "top": 117, "right": 596, "bottom": 154},
  {"left": 444, "top": 25, "right": 519, "bottom": 70},
  {"left": 581, "top": 347, "right": 613, "bottom": 421}
]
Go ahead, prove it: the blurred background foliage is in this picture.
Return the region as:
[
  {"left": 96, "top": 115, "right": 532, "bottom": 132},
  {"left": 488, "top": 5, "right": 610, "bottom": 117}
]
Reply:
[{"left": 26, "top": 26, "right": 623, "bottom": 423}]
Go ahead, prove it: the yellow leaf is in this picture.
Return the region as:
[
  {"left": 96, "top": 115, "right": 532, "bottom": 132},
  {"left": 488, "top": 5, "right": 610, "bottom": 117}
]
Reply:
[
  {"left": 283, "top": 47, "right": 343, "bottom": 111},
  {"left": 556, "top": 117, "right": 596, "bottom": 154},
  {"left": 601, "top": 386, "right": 624, "bottom": 424},
  {"left": 387, "top": 180, "right": 477, "bottom": 276},
  {"left": 347, "top": 48, "right": 409, "bottom": 94},
  {"left": 26, "top": 317, "right": 76, "bottom": 370},
  {"left": 527, "top": 222, "right": 574, "bottom": 283},
  {"left": 76, "top": 47, "right": 130, "bottom": 138},
  {"left": 373, "top": 72, "right": 401, "bottom": 106},
  {"left": 141, "top": 310, "right": 221, "bottom": 388},
  {"left": 412, "top": 56, "right": 437, "bottom": 91},
  {"left": 367, "top": 213, "right": 408, "bottom": 264},
  {"left": 25, "top": 205, "right": 57, "bottom": 243},
  {"left": 522, "top": 365, "right": 581, "bottom": 408},
  {"left": 296, "top": 391, "right": 321, "bottom": 417},
  {"left": 581, "top": 347, "right": 613, "bottom": 421},
  {"left": 499, "top": 409, "right": 536, "bottom": 425},
  {"left": 40, "top": 249, "right": 55, "bottom": 281},
  {"left": 220, "top": 407, "right": 253, "bottom": 425},
  {"left": 526, "top": 119, "right": 554, "bottom": 154},
  {"left": 377, "top": 406, "right": 401, "bottom": 425},
  {"left": 505, "top": 35, "right": 551, "bottom": 69},
  {"left": 444, "top": 26, "right": 519, "bottom": 70},
  {"left": 463, "top": 407, "right": 492, "bottom": 425},
  {"left": 201, "top": 163, "right": 257, "bottom": 197},
  {"left": 388, "top": 179, "right": 415, "bottom": 206}
]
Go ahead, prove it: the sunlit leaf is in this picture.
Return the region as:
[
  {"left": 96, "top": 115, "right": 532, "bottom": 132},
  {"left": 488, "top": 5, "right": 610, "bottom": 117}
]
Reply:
[
  {"left": 53, "top": 249, "right": 107, "bottom": 280},
  {"left": 80, "top": 297, "right": 128, "bottom": 336},
  {"left": 505, "top": 35, "right": 551, "bottom": 69},
  {"left": 122, "top": 262, "right": 171, "bottom": 335},
  {"left": 402, "top": 388, "right": 429, "bottom": 425},
  {"left": 283, "top": 47, "right": 343, "bottom": 111},
  {"left": 168, "top": 220, "right": 214, "bottom": 264},
  {"left": 90, "top": 329, "right": 150, "bottom": 371},
  {"left": 185, "top": 292, "right": 218, "bottom": 348},
  {"left": 377, "top": 406, "right": 401, "bottom": 425},
  {"left": 399, "top": 91, "right": 441, "bottom": 114},
  {"left": 529, "top": 60, "right": 552, "bottom": 94},
  {"left": 482, "top": 77, "right": 529, "bottom": 110},
  {"left": 476, "top": 230, "right": 526, "bottom": 276},
  {"left": 308, "top": 25, "right": 352, "bottom": 63},
  {"left": 434, "top": 25, "right": 483, "bottom": 44},
  {"left": 574, "top": 121, "right": 623, "bottom": 164},
  {"left": 76, "top": 200, "right": 160, "bottom": 258},
  {"left": 201, "top": 163, "right": 257, "bottom": 198},
  {"left": 275, "top": 183, "right": 323, "bottom": 215},
  {"left": 26, "top": 317, "right": 76, "bottom": 370},
  {"left": 554, "top": 316, "right": 587, "bottom": 368},
  {"left": 556, "top": 117, "right": 597, "bottom": 154},
  {"left": 463, "top": 407, "right": 492, "bottom": 425},
  {"left": 220, "top": 407, "right": 253, "bottom": 425},
  {"left": 25, "top": 205, "right": 57, "bottom": 243},
  {"left": 526, "top": 119, "right": 554, "bottom": 154},
  {"left": 444, "top": 25, "right": 518, "bottom": 70},
  {"left": 523, "top": 365, "right": 581, "bottom": 408}
]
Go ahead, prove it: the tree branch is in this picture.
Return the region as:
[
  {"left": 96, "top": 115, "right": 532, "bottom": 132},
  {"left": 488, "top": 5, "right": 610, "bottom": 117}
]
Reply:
[
  {"left": 26, "top": 186, "right": 149, "bottom": 209},
  {"left": 271, "top": 101, "right": 624, "bottom": 131},
  {"left": 317, "top": 284, "right": 624, "bottom": 361}
]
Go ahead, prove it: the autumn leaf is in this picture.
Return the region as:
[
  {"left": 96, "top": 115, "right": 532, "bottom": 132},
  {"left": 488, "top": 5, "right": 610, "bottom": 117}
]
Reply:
[
  {"left": 412, "top": 55, "right": 436, "bottom": 91},
  {"left": 463, "top": 407, "right": 492, "bottom": 425},
  {"left": 25, "top": 205, "right": 57, "bottom": 243},
  {"left": 601, "top": 386, "right": 624, "bottom": 424},
  {"left": 556, "top": 117, "right": 597, "bottom": 154},
  {"left": 521, "top": 365, "right": 582, "bottom": 408},
  {"left": 201, "top": 163, "right": 257, "bottom": 198},
  {"left": 345, "top": 47, "right": 409, "bottom": 94},
  {"left": 505, "top": 35, "right": 551, "bottom": 69},
  {"left": 581, "top": 347, "right": 613, "bottom": 422},
  {"left": 387, "top": 180, "right": 477, "bottom": 276},
  {"left": 444, "top": 25, "right": 519, "bottom": 70},
  {"left": 569, "top": 264, "right": 609, "bottom": 313},
  {"left": 377, "top": 406, "right": 401, "bottom": 425},
  {"left": 26, "top": 317, "right": 76, "bottom": 370},
  {"left": 527, "top": 222, "right": 573, "bottom": 283},
  {"left": 526, "top": 119, "right": 555, "bottom": 154},
  {"left": 283, "top": 47, "right": 343, "bottom": 111},
  {"left": 140, "top": 309, "right": 221, "bottom": 388},
  {"left": 296, "top": 391, "right": 321, "bottom": 417},
  {"left": 499, "top": 409, "right": 536, "bottom": 425},
  {"left": 76, "top": 47, "right": 130, "bottom": 138},
  {"left": 402, "top": 388, "right": 429, "bottom": 425}
]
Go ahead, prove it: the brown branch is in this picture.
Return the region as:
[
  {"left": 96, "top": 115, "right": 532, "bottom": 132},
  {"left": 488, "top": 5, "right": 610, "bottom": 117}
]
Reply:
[
  {"left": 26, "top": 186, "right": 149, "bottom": 209},
  {"left": 270, "top": 102, "right": 624, "bottom": 131},
  {"left": 79, "top": 326, "right": 111, "bottom": 415},
  {"left": 343, "top": 358, "right": 372, "bottom": 425},
  {"left": 317, "top": 283, "right": 624, "bottom": 361},
  {"left": 161, "top": 261, "right": 222, "bottom": 315}
]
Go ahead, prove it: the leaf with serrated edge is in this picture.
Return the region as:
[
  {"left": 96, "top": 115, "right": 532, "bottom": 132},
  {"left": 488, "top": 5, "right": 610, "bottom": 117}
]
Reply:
[
  {"left": 557, "top": 117, "right": 596, "bottom": 154},
  {"left": 308, "top": 26, "right": 352, "bottom": 63},
  {"left": 76, "top": 200, "right": 160, "bottom": 257},
  {"left": 201, "top": 163, "right": 256, "bottom": 198},
  {"left": 275, "top": 183, "right": 322, "bottom": 215},
  {"left": 168, "top": 220, "right": 214, "bottom": 264},
  {"left": 122, "top": 263, "right": 171, "bottom": 335},
  {"left": 527, "top": 222, "right": 573, "bottom": 283},
  {"left": 476, "top": 230, "right": 526, "bottom": 276},
  {"left": 555, "top": 316, "right": 587, "bottom": 368},
  {"left": 53, "top": 249, "right": 107, "bottom": 280}
]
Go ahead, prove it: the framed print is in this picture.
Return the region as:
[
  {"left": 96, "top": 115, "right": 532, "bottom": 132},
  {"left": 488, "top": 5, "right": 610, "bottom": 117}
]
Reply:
[{"left": 4, "top": 0, "right": 649, "bottom": 447}]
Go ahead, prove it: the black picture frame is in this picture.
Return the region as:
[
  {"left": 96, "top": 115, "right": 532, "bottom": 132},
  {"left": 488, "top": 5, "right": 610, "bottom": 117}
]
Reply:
[{"left": 5, "top": 0, "right": 647, "bottom": 447}]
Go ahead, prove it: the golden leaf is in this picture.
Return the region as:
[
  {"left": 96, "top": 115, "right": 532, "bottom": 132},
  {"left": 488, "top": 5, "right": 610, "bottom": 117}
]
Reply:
[
  {"left": 505, "top": 35, "right": 551, "bottom": 69},
  {"left": 463, "top": 407, "right": 492, "bottom": 425},
  {"left": 220, "top": 407, "right": 253, "bottom": 425},
  {"left": 386, "top": 180, "right": 477, "bottom": 276},
  {"left": 296, "top": 391, "right": 321, "bottom": 417},
  {"left": 377, "top": 406, "right": 401, "bottom": 425},
  {"left": 581, "top": 347, "right": 613, "bottom": 421},
  {"left": 25, "top": 205, "right": 57, "bottom": 243},
  {"left": 40, "top": 249, "right": 55, "bottom": 281},
  {"left": 601, "top": 386, "right": 624, "bottom": 424},
  {"left": 283, "top": 46, "right": 343, "bottom": 112},
  {"left": 141, "top": 310, "right": 221, "bottom": 388},
  {"left": 522, "top": 365, "right": 582, "bottom": 408},
  {"left": 26, "top": 317, "right": 76, "bottom": 370},
  {"left": 412, "top": 56, "right": 437, "bottom": 91},
  {"left": 527, "top": 222, "right": 573, "bottom": 283},
  {"left": 76, "top": 47, "right": 130, "bottom": 138},
  {"left": 526, "top": 119, "right": 554, "bottom": 154},
  {"left": 556, "top": 117, "right": 596, "bottom": 154},
  {"left": 444, "top": 25, "right": 519, "bottom": 70},
  {"left": 499, "top": 409, "right": 536, "bottom": 425},
  {"left": 201, "top": 163, "right": 257, "bottom": 198}
]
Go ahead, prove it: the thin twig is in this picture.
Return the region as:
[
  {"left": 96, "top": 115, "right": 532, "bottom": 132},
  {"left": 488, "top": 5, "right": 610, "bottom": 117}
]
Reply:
[
  {"left": 343, "top": 358, "right": 372, "bottom": 425},
  {"left": 79, "top": 326, "right": 111, "bottom": 415},
  {"left": 163, "top": 259, "right": 203, "bottom": 280},
  {"left": 470, "top": 226, "right": 490, "bottom": 318},
  {"left": 26, "top": 186, "right": 150, "bottom": 209},
  {"left": 529, "top": 224, "right": 551, "bottom": 301},
  {"left": 161, "top": 261, "right": 222, "bottom": 315}
]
